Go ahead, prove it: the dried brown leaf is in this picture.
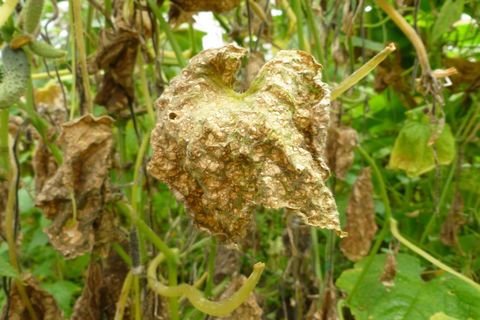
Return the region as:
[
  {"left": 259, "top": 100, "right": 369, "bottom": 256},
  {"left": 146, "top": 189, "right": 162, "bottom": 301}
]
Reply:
[
  {"left": 318, "top": 277, "right": 338, "bottom": 320},
  {"left": 213, "top": 275, "right": 263, "bottom": 320},
  {"left": 36, "top": 114, "right": 115, "bottom": 258},
  {"left": 93, "top": 26, "right": 139, "bottom": 114},
  {"left": 445, "top": 57, "right": 480, "bottom": 91},
  {"left": 340, "top": 167, "right": 377, "bottom": 261},
  {"left": 1, "top": 274, "right": 64, "bottom": 320},
  {"left": 71, "top": 244, "right": 130, "bottom": 320},
  {"left": 147, "top": 45, "right": 342, "bottom": 242},
  {"left": 169, "top": 0, "right": 241, "bottom": 25},
  {"left": 380, "top": 250, "right": 397, "bottom": 287},
  {"left": 440, "top": 191, "right": 466, "bottom": 249},
  {"left": 326, "top": 126, "right": 358, "bottom": 179}
]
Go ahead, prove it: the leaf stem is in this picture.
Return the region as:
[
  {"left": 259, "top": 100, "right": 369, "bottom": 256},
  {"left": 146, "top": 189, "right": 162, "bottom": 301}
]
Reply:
[
  {"left": 331, "top": 43, "right": 396, "bottom": 100},
  {"left": 72, "top": 0, "right": 93, "bottom": 113},
  {"left": 391, "top": 218, "right": 480, "bottom": 292}
]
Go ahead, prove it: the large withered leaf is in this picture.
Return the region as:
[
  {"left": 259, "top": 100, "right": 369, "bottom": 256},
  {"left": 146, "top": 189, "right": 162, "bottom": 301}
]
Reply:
[
  {"left": 71, "top": 244, "right": 130, "bottom": 320},
  {"left": 213, "top": 275, "right": 263, "bottom": 320},
  {"left": 326, "top": 126, "right": 358, "bottom": 179},
  {"left": 0, "top": 274, "right": 64, "bottom": 320},
  {"left": 93, "top": 26, "right": 139, "bottom": 114},
  {"left": 340, "top": 167, "right": 377, "bottom": 261},
  {"left": 147, "top": 45, "right": 342, "bottom": 242},
  {"left": 36, "top": 114, "right": 115, "bottom": 259}
]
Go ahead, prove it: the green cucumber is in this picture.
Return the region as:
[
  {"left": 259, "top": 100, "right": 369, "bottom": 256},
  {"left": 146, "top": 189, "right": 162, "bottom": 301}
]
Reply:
[
  {"left": 0, "top": 46, "right": 30, "bottom": 109},
  {"left": 29, "top": 40, "right": 66, "bottom": 59},
  {"left": 21, "top": 0, "right": 45, "bottom": 34}
]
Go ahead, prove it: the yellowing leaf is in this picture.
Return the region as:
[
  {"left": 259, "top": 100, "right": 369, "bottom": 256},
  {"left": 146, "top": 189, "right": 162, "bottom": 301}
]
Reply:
[{"left": 388, "top": 120, "right": 455, "bottom": 177}]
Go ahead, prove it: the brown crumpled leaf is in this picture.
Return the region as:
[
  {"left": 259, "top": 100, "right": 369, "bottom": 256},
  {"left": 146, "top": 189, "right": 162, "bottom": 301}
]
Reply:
[
  {"left": 315, "top": 277, "right": 338, "bottom": 320},
  {"left": 444, "top": 57, "right": 480, "bottom": 92},
  {"left": 0, "top": 274, "right": 64, "bottom": 320},
  {"left": 380, "top": 250, "right": 398, "bottom": 288},
  {"left": 169, "top": 0, "right": 241, "bottom": 25},
  {"left": 326, "top": 126, "right": 358, "bottom": 179},
  {"left": 213, "top": 275, "right": 263, "bottom": 320},
  {"left": 92, "top": 12, "right": 139, "bottom": 114},
  {"left": 71, "top": 245, "right": 130, "bottom": 320},
  {"left": 148, "top": 44, "right": 342, "bottom": 242},
  {"left": 440, "top": 191, "right": 466, "bottom": 250},
  {"left": 340, "top": 167, "right": 377, "bottom": 261},
  {"left": 36, "top": 114, "right": 115, "bottom": 259}
]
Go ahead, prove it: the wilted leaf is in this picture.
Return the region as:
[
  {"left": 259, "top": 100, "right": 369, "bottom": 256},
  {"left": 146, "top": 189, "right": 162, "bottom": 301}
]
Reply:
[
  {"left": 213, "top": 275, "right": 263, "bottom": 320},
  {"left": 432, "top": 0, "right": 464, "bottom": 43},
  {"left": 440, "top": 192, "right": 466, "bottom": 249},
  {"left": 389, "top": 120, "right": 455, "bottom": 177},
  {"left": 71, "top": 245, "right": 130, "bottom": 320},
  {"left": 0, "top": 274, "right": 64, "bottom": 320},
  {"left": 340, "top": 167, "right": 377, "bottom": 261},
  {"left": 147, "top": 45, "right": 342, "bottom": 242},
  {"left": 92, "top": 25, "right": 139, "bottom": 114},
  {"left": 336, "top": 253, "right": 480, "bottom": 320},
  {"left": 36, "top": 114, "right": 115, "bottom": 258},
  {"left": 445, "top": 57, "right": 480, "bottom": 91},
  {"left": 169, "top": 0, "right": 241, "bottom": 25},
  {"left": 35, "top": 83, "right": 67, "bottom": 128},
  {"left": 326, "top": 126, "right": 358, "bottom": 179},
  {"left": 379, "top": 250, "right": 397, "bottom": 287}
]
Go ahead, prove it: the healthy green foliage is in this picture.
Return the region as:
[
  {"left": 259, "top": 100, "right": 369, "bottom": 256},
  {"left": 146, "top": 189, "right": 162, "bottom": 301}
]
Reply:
[
  {"left": 337, "top": 254, "right": 480, "bottom": 320},
  {"left": 432, "top": 0, "right": 465, "bottom": 43}
]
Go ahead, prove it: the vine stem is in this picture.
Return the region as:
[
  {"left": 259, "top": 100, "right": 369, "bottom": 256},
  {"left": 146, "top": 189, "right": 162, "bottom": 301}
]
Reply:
[
  {"left": 0, "top": 109, "right": 38, "bottom": 320},
  {"left": 147, "top": 0, "right": 187, "bottom": 67},
  {"left": 114, "top": 271, "right": 133, "bottom": 320},
  {"left": 331, "top": 43, "right": 396, "bottom": 100},
  {"left": 391, "top": 219, "right": 480, "bottom": 292},
  {"left": 72, "top": 0, "right": 93, "bottom": 113}
]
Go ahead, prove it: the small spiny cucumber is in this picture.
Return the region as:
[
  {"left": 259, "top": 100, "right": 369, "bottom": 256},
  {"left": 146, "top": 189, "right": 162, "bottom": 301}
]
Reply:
[
  {"left": 0, "top": 46, "right": 30, "bottom": 109},
  {"left": 29, "top": 40, "right": 66, "bottom": 59},
  {"left": 21, "top": 0, "right": 45, "bottom": 34}
]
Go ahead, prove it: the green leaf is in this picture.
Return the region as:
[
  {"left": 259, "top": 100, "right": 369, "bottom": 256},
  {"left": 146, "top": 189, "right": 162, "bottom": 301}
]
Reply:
[
  {"left": 337, "top": 254, "right": 480, "bottom": 320},
  {"left": 43, "top": 280, "right": 82, "bottom": 317},
  {"left": 388, "top": 120, "right": 455, "bottom": 177},
  {"left": 432, "top": 0, "right": 464, "bottom": 43},
  {"left": 0, "top": 255, "right": 18, "bottom": 278}
]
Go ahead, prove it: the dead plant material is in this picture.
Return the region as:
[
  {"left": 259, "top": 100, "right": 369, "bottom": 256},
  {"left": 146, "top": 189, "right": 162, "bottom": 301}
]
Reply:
[
  {"left": 440, "top": 191, "right": 466, "bottom": 250},
  {"left": 340, "top": 167, "right": 377, "bottom": 261},
  {"left": 241, "top": 51, "right": 265, "bottom": 92},
  {"left": 213, "top": 275, "right": 263, "bottom": 320},
  {"left": 71, "top": 246, "right": 130, "bottom": 320},
  {"left": 0, "top": 274, "right": 64, "bottom": 320},
  {"left": 444, "top": 57, "right": 480, "bottom": 92},
  {"left": 215, "top": 245, "right": 242, "bottom": 282},
  {"left": 374, "top": 57, "right": 416, "bottom": 107},
  {"left": 318, "top": 277, "right": 338, "bottom": 320},
  {"left": 148, "top": 45, "right": 343, "bottom": 242},
  {"left": 380, "top": 251, "right": 397, "bottom": 288},
  {"left": 326, "top": 126, "right": 358, "bottom": 179},
  {"left": 169, "top": 0, "right": 241, "bottom": 25},
  {"left": 36, "top": 114, "right": 115, "bottom": 259},
  {"left": 92, "top": 24, "right": 139, "bottom": 114}
]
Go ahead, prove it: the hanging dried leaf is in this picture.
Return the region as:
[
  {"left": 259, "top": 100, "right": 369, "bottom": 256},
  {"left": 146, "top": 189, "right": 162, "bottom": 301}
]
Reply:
[
  {"left": 440, "top": 191, "right": 466, "bottom": 249},
  {"left": 444, "top": 57, "right": 480, "bottom": 92},
  {"left": 213, "top": 275, "right": 263, "bottom": 320},
  {"left": 340, "top": 167, "right": 377, "bottom": 261},
  {"left": 35, "top": 83, "right": 67, "bottom": 128},
  {"left": 92, "top": 26, "right": 139, "bottom": 114},
  {"left": 380, "top": 251, "right": 397, "bottom": 287},
  {"left": 388, "top": 120, "right": 455, "bottom": 177},
  {"left": 0, "top": 274, "right": 64, "bottom": 320},
  {"left": 326, "top": 126, "right": 358, "bottom": 179},
  {"left": 169, "top": 0, "right": 241, "bottom": 25},
  {"left": 71, "top": 245, "right": 130, "bottom": 320},
  {"left": 147, "top": 45, "right": 342, "bottom": 242},
  {"left": 36, "top": 114, "right": 115, "bottom": 259}
]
